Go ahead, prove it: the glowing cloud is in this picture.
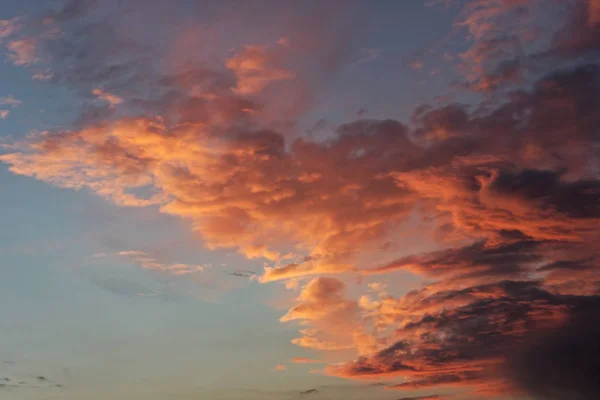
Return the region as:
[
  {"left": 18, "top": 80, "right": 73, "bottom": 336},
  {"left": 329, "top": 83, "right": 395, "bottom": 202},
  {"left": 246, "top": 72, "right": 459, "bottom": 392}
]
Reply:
[{"left": 1, "top": 1, "right": 599, "bottom": 399}]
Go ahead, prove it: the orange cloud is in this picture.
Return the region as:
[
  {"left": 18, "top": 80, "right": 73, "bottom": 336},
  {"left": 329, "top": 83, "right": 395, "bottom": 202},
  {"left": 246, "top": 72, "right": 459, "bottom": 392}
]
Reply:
[
  {"left": 291, "top": 357, "right": 326, "bottom": 364},
  {"left": 92, "top": 88, "right": 123, "bottom": 106},
  {"left": 0, "top": 115, "right": 421, "bottom": 282},
  {"left": 226, "top": 44, "right": 294, "bottom": 95},
  {"left": 281, "top": 277, "right": 378, "bottom": 354}
]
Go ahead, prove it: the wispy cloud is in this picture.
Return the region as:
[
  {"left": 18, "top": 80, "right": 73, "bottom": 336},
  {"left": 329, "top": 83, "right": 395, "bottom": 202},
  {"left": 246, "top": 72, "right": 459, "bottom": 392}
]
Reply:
[
  {"left": 357, "top": 48, "right": 382, "bottom": 64},
  {"left": 94, "top": 251, "right": 207, "bottom": 275},
  {"left": 226, "top": 44, "right": 295, "bottom": 95},
  {"left": 0, "top": 96, "right": 22, "bottom": 107},
  {"left": 291, "top": 357, "right": 326, "bottom": 364},
  {"left": 92, "top": 88, "right": 123, "bottom": 106}
]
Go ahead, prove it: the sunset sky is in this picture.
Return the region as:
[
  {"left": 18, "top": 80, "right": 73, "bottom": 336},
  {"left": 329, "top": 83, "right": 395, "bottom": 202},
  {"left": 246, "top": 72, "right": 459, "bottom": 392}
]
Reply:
[{"left": 1, "top": 1, "right": 599, "bottom": 399}]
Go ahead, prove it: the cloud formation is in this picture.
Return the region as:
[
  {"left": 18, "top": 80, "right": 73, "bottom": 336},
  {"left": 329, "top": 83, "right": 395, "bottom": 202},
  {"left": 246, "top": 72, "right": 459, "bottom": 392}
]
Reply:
[{"left": 1, "top": 1, "right": 599, "bottom": 399}]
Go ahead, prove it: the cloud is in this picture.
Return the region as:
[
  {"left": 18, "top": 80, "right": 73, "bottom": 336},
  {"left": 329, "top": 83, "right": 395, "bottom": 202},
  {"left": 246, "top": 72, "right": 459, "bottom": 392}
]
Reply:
[
  {"left": 0, "top": 116, "right": 421, "bottom": 281},
  {"left": 32, "top": 70, "right": 54, "bottom": 80},
  {"left": 273, "top": 364, "right": 287, "bottom": 371},
  {"left": 366, "top": 239, "right": 544, "bottom": 285},
  {"left": 0, "top": 110, "right": 8, "bottom": 119},
  {"left": 281, "top": 277, "right": 378, "bottom": 354},
  {"left": 327, "top": 280, "right": 585, "bottom": 396},
  {"left": 226, "top": 44, "right": 295, "bottom": 95},
  {"left": 0, "top": 368, "right": 64, "bottom": 391},
  {"left": 6, "top": 38, "right": 39, "bottom": 65},
  {"left": 547, "top": 0, "right": 600, "bottom": 58},
  {"left": 117, "top": 250, "right": 207, "bottom": 275},
  {"left": 506, "top": 306, "right": 600, "bottom": 400},
  {"left": 291, "top": 357, "right": 326, "bottom": 364},
  {"left": 92, "top": 88, "right": 123, "bottom": 106},
  {"left": 0, "top": 18, "right": 21, "bottom": 39},
  {"left": 0, "top": 2, "right": 599, "bottom": 399},
  {"left": 0, "top": 96, "right": 22, "bottom": 107},
  {"left": 94, "top": 251, "right": 206, "bottom": 275}
]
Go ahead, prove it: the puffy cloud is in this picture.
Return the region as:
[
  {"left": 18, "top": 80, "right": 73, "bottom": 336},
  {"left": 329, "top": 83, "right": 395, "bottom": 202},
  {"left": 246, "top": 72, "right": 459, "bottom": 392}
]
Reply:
[
  {"left": 281, "top": 277, "right": 378, "bottom": 354},
  {"left": 3, "top": 54, "right": 600, "bottom": 398},
  {"left": 0, "top": 110, "right": 9, "bottom": 119},
  {"left": 1, "top": 116, "right": 421, "bottom": 280},
  {"left": 323, "top": 64, "right": 600, "bottom": 396},
  {"left": 445, "top": 0, "right": 600, "bottom": 92}
]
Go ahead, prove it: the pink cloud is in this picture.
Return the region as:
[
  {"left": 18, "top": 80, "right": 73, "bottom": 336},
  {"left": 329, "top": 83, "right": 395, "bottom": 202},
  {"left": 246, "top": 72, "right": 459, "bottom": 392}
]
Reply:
[
  {"left": 6, "top": 38, "right": 39, "bottom": 65},
  {"left": 92, "top": 88, "right": 124, "bottom": 106},
  {"left": 226, "top": 44, "right": 294, "bottom": 95}
]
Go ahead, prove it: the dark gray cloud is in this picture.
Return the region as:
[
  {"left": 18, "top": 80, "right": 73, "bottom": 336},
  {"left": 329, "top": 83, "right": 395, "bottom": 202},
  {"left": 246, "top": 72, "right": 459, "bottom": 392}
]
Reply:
[{"left": 507, "top": 307, "right": 600, "bottom": 400}]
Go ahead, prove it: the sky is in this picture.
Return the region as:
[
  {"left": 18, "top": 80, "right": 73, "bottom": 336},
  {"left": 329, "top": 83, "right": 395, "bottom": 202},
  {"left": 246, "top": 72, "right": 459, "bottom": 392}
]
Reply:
[{"left": 0, "top": 1, "right": 599, "bottom": 399}]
